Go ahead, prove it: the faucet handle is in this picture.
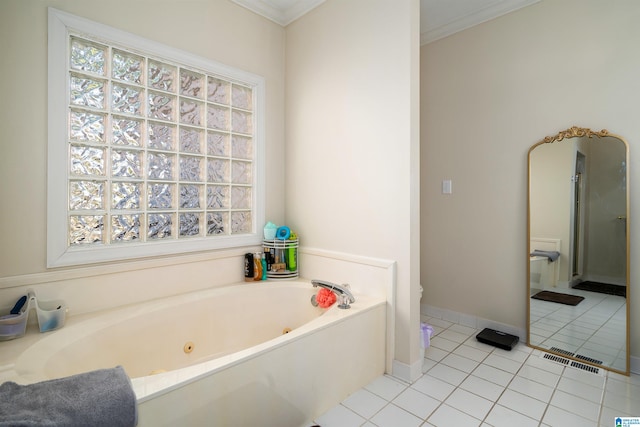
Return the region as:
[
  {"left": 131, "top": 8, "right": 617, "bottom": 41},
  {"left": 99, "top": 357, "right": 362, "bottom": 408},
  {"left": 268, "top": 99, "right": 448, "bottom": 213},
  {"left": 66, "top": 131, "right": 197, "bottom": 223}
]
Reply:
[{"left": 337, "top": 292, "right": 352, "bottom": 309}]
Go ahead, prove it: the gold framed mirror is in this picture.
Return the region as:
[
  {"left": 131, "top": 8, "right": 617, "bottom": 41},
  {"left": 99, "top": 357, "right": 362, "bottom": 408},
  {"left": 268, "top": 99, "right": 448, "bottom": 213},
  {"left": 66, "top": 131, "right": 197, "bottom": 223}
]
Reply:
[{"left": 527, "top": 126, "right": 630, "bottom": 375}]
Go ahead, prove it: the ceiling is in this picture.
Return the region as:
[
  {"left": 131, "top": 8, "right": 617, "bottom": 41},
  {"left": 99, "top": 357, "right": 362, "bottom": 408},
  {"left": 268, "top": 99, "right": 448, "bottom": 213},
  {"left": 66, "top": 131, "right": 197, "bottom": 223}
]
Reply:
[{"left": 231, "top": 0, "right": 540, "bottom": 44}]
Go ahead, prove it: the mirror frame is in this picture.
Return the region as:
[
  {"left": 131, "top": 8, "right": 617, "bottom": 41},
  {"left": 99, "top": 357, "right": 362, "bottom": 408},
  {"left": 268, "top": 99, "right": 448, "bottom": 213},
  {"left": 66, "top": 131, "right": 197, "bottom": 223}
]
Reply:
[{"left": 526, "top": 126, "right": 630, "bottom": 376}]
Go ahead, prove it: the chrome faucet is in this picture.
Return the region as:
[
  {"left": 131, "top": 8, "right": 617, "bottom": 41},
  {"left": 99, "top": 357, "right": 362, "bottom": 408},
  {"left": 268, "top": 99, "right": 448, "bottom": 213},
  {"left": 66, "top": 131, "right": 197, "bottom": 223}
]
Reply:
[{"left": 311, "top": 279, "right": 355, "bottom": 309}]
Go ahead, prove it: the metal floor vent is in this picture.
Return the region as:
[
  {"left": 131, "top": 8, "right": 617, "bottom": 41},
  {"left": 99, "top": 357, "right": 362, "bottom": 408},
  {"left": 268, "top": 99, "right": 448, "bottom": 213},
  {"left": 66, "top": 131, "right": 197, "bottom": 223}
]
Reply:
[
  {"left": 570, "top": 361, "right": 600, "bottom": 374},
  {"left": 574, "top": 354, "right": 603, "bottom": 365},
  {"left": 548, "top": 347, "right": 604, "bottom": 366},
  {"left": 543, "top": 353, "right": 570, "bottom": 365},
  {"left": 542, "top": 352, "right": 602, "bottom": 375},
  {"left": 550, "top": 347, "right": 575, "bottom": 357}
]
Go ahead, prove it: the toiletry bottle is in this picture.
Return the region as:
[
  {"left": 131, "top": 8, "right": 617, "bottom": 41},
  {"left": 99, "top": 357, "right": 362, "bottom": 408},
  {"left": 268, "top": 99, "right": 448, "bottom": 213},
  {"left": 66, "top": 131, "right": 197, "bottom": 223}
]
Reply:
[
  {"left": 254, "top": 252, "right": 263, "bottom": 281},
  {"left": 279, "top": 248, "right": 286, "bottom": 269},
  {"left": 287, "top": 232, "right": 297, "bottom": 271},
  {"left": 244, "top": 253, "right": 254, "bottom": 282},
  {"left": 264, "top": 247, "right": 272, "bottom": 271},
  {"left": 261, "top": 253, "right": 267, "bottom": 280}
]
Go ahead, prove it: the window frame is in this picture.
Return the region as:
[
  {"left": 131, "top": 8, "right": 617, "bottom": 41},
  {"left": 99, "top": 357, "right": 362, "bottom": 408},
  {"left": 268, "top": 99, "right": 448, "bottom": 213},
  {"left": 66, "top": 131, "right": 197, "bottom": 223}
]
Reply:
[{"left": 47, "top": 8, "right": 265, "bottom": 268}]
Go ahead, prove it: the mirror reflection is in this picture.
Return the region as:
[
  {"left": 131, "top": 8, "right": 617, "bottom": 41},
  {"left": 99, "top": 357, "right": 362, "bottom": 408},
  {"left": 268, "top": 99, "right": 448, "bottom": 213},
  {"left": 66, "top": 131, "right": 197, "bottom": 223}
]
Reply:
[{"left": 527, "top": 126, "right": 629, "bottom": 375}]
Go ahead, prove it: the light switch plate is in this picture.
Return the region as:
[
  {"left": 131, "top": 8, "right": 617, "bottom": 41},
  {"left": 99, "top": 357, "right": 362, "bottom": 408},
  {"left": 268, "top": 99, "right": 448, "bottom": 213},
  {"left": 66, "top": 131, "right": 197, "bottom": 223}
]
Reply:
[{"left": 442, "top": 179, "right": 452, "bottom": 194}]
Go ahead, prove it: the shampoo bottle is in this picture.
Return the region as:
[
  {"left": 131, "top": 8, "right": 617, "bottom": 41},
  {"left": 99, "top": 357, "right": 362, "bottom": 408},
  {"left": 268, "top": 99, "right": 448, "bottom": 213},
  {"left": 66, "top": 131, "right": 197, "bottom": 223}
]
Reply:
[
  {"left": 287, "top": 232, "right": 297, "bottom": 272},
  {"left": 254, "top": 252, "right": 262, "bottom": 281},
  {"left": 261, "top": 253, "right": 267, "bottom": 280},
  {"left": 244, "top": 253, "right": 254, "bottom": 282}
]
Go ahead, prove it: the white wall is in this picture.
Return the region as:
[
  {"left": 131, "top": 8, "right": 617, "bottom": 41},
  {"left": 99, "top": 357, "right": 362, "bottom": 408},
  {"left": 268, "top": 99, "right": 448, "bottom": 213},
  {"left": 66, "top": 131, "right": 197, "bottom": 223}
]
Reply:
[
  {"left": 0, "top": 0, "right": 285, "bottom": 303},
  {"left": 421, "top": 0, "right": 640, "bottom": 358},
  {"left": 529, "top": 141, "right": 574, "bottom": 284},
  {"left": 285, "top": 0, "right": 422, "bottom": 378}
]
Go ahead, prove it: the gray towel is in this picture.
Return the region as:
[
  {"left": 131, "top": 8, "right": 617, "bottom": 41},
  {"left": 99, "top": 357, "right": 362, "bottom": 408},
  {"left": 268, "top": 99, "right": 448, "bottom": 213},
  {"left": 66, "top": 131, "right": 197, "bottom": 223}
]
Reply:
[
  {"left": 0, "top": 366, "right": 137, "bottom": 427},
  {"left": 530, "top": 249, "right": 560, "bottom": 262}
]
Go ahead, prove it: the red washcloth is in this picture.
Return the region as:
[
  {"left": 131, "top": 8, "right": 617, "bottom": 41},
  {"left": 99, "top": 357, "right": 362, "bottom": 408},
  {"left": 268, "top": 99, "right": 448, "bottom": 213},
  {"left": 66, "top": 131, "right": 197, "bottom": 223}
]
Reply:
[{"left": 316, "top": 288, "right": 336, "bottom": 308}]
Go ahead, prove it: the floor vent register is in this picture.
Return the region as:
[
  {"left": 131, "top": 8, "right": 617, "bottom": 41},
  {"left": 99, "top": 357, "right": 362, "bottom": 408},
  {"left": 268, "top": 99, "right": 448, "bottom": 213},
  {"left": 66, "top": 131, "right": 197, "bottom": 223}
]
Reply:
[{"left": 542, "top": 352, "right": 602, "bottom": 375}]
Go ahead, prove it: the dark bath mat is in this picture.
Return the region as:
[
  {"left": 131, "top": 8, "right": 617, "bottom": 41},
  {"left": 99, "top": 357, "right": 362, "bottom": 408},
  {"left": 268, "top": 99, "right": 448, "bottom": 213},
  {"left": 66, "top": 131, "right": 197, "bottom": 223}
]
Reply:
[
  {"left": 531, "top": 291, "right": 584, "bottom": 306},
  {"left": 572, "top": 281, "right": 626, "bottom": 297}
]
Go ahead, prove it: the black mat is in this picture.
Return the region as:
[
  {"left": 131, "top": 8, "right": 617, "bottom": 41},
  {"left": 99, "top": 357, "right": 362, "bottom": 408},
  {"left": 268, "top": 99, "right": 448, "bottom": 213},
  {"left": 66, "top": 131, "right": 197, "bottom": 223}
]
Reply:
[
  {"left": 572, "top": 281, "right": 626, "bottom": 297},
  {"left": 531, "top": 291, "right": 584, "bottom": 306}
]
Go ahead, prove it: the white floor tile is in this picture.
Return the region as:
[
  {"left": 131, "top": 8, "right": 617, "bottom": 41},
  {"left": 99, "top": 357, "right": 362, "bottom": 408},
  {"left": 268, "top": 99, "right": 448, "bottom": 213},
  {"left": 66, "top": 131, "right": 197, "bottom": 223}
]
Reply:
[
  {"left": 453, "top": 344, "right": 491, "bottom": 362},
  {"left": 562, "top": 364, "right": 605, "bottom": 388},
  {"left": 601, "top": 388, "right": 640, "bottom": 414},
  {"left": 497, "top": 389, "right": 547, "bottom": 420},
  {"left": 549, "top": 389, "right": 600, "bottom": 421},
  {"left": 448, "top": 324, "right": 477, "bottom": 336},
  {"left": 556, "top": 376, "right": 604, "bottom": 404},
  {"left": 369, "top": 403, "right": 423, "bottom": 427},
  {"left": 422, "top": 357, "right": 438, "bottom": 373},
  {"left": 493, "top": 347, "right": 531, "bottom": 364},
  {"left": 440, "top": 352, "right": 480, "bottom": 373},
  {"left": 430, "top": 336, "right": 459, "bottom": 352},
  {"left": 313, "top": 309, "right": 639, "bottom": 427},
  {"left": 542, "top": 405, "right": 595, "bottom": 427},
  {"left": 428, "top": 404, "right": 482, "bottom": 427},
  {"left": 314, "top": 404, "right": 365, "bottom": 427},
  {"left": 483, "top": 353, "right": 523, "bottom": 374},
  {"left": 516, "top": 364, "right": 561, "bottom": 388},
  {"left": 341, "top": 388, "right": 388, "bottom": 419},
  {"left": 484, "top": 404, "right": 539, "bottom": 427},
  {"left": 472, "top": 364, "right": 514, "bottom": 387},
  {"left": 460, "top": 375, "right": 505, "bottom": 401},
  {"left": 605, "top": 376, "right": 640, "bottom": 397},
  {"left": 599, "top": 404, "right": 634, "bottom": 424},
  {"left": 463, "top": 335, "right": 498, "bottom": 352},
  {"left": 411, "top": 374, "right": 455, "bottom": 401},
  {"left": 364, "top": 375, "right": 407, "bottom": 401},
  {"left": 608, "top": 371, "right": 640, "bottom": 386},
  {"left": 438, "top": 329, "right": 470, "bottom": 343},
  {"left": 392, "top": 387, "right": 441, "bottom": 419},
  {"left": 427, "top": 318, "right": 454, "bottom": 329},
  {"left": 444, "top": 388, "right": 493, "bottom": 420},
  {"left": 425, "top": 345, "right": 449, "bottom": 362},
  {"left": 427, "top": 363, "right": 468, "bottom": 386},
  {"left": 507, "top": 375, "right": 553, "bottom": 404},
  {"left": 523, "top": 353, "right": 565, "bottom": 375}
]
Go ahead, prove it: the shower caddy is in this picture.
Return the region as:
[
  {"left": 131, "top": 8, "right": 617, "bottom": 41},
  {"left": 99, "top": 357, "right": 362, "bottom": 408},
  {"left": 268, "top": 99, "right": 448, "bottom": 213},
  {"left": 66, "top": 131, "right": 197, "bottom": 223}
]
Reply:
[{"left": 262, "top": 237, "right": 298, "bottom": 280}]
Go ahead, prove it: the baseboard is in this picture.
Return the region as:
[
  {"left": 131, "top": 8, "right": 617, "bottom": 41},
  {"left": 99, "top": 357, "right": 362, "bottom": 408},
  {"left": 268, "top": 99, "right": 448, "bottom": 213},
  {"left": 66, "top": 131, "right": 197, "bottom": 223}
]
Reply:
[
  {"left": 420, "top": 303, "right": 526, "bottom": 342},
  {"left": 391, "top": 357, "right": 422, "bottom": 384}
]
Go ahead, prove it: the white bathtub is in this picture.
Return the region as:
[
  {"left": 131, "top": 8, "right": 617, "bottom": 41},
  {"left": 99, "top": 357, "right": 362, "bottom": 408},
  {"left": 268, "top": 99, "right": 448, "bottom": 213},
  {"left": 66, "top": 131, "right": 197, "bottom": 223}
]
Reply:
[{"left": 12, "top": 281, "right": 386, "bottom": 426}]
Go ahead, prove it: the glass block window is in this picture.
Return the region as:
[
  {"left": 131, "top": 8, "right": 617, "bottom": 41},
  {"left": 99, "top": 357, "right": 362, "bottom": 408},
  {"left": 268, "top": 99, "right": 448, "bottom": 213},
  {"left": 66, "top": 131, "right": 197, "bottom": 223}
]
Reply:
[{"left": 48, "top": 9, "right": 265, "bottom": 267}]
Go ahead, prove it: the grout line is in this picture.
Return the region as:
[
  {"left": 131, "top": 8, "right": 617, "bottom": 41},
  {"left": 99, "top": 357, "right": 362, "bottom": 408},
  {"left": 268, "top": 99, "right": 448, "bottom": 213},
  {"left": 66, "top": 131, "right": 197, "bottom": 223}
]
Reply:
[{"left": 595, "top": 374, "right": 608, "bottom": 427}]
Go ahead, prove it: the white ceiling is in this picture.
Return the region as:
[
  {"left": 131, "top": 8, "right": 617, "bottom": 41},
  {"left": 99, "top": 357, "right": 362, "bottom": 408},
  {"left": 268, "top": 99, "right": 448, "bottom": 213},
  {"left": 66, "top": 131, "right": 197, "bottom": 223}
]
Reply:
[{"left": 231, "top": 0, "right": 540, "bottom": 44}]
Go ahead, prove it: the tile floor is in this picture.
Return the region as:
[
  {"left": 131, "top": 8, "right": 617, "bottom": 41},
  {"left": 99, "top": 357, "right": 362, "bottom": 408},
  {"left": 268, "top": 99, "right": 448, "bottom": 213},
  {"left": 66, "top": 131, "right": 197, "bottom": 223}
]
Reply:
[
  {"left": 529, "top": 287, "right": 627, "bottom": 372},
  {"left": 312, "top": 317, "right": 640, "bottom": 427}
]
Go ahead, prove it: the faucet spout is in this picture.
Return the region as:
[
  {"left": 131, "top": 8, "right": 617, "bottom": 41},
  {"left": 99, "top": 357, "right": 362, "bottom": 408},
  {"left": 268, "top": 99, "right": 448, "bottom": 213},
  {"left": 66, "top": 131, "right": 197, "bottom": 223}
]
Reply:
[{"left": 311, "top": 279, "right": 355, "bottom": 309}]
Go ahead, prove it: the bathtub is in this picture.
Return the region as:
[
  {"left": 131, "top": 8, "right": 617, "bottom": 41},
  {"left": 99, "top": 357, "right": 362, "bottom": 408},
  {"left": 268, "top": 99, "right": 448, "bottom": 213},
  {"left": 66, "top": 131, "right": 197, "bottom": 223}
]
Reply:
[{"left": 12, "top": 281, "right": 386, "bottom": 426}]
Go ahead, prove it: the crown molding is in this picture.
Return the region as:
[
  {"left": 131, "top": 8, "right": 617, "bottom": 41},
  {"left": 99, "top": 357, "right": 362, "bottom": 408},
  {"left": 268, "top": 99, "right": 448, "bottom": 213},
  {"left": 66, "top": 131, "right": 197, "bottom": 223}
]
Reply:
[
  {"left": 231, "top": 0, "right": 325, "bottom": 26},
  {"left": 421, "top": 0, "right": 540, "bottom": 45}
]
